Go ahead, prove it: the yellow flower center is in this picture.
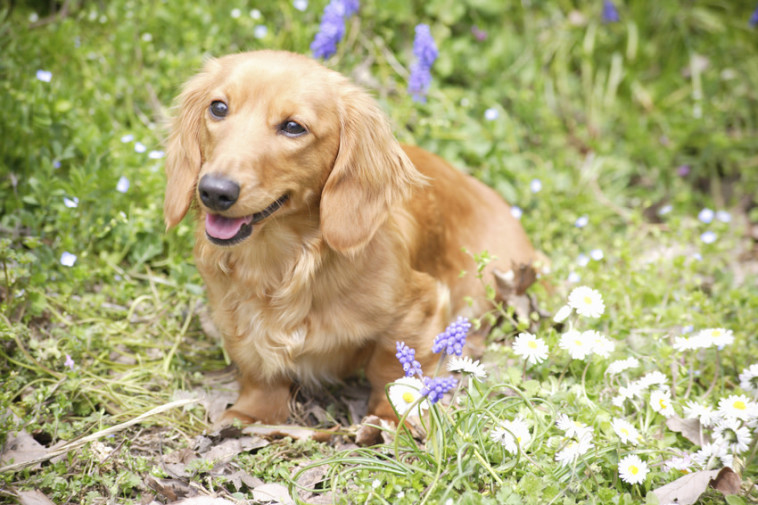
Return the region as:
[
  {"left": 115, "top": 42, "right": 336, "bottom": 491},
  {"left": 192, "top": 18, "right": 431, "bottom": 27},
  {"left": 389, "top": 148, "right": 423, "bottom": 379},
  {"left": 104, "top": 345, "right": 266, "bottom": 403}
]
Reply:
[
  {"left": 584, "top": 296, "right": 593, "bottom": 305},
  {"left": 629, "top": 465, "right": 639, "bottom": 475},
  {"left": 528, "top": 340, "right": 537, "bottom": 349},
  {"left": 659, "top": 399, "right": 667, "bottom": 409},
  {"left": 711, "top": 329, "right": 722, "bottom": 337},
  {"left": 402, "top": 392, "right": 415, "bottom": 404},
  {"left": 621, "top": 428, "right": 629, "bottom": 436},
  {"left": 733, "top": 400, "right": 746, "bottom": 411}
]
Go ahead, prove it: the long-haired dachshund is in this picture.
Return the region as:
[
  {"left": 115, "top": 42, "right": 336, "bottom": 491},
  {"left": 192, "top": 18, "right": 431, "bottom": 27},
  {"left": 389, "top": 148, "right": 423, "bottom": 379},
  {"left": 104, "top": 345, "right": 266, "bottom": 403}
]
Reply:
[{"left": 164, "top": 50, "right": 535, "bottom": 425}]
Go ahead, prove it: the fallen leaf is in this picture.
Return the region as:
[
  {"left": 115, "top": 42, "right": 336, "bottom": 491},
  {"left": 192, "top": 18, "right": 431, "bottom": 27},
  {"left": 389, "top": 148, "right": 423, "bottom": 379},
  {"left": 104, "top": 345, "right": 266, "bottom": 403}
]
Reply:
[
  {"left": 203, "top": 436, "right": 267, "bottom": 465},
  {"left": 226, "top": 470, "right": 263, "bottom": 491},
  {"left": 16, "top": 489, "right": 55, "bottom": 505},
  {"left": 666, "top": 416, "right": 707, "bottom": 446},
  {"left": 172, "top": 498, "right": 236, "bottom": 505},
  {"left": 711, "top": 467, "right": 741, "bottom": 495},
  {"left": 253, "top": 483, "right": 295, "bottom": 505},
  {"left": 144, "top": 475, "right": 197, "bottom": 501},
  {"left": 1, "top": 431, "right": 48, "bottom": 468},
  {"left": 653, "top": 467, "right": 741, "bottom": 505}
]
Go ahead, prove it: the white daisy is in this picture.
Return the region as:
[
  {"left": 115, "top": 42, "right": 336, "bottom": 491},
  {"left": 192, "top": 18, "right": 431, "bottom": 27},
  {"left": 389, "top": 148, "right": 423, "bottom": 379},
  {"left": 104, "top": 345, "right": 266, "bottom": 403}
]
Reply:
[
  {"left": 692, "top": 443, "right": 731, "bottom": 469},
  {"left": 663, "top": 455, "right": 692, "bottom": 473},
  {"left": 555, "top": 433, "right": 594, "bottom": 467},
  {"left": 606, "top": 357, "right": 640, "bottom": 376},
  {"left": 388, "top": 377, "right": 428, "bottom": 417},
  {"left": 512, "top": 332, "right": 549, "bottom": 366},
  {"left": 553, "top": 305, "right": 573, "bottom": 323},
  {"left": 447, "top": 356, "right": 487, "bottom": 381},
  {"left": 650, "top": 389, "right": 676, "bottom": 417},
  {"left": 683, "top": 401, "right": 719, "bottom": 427},
  {"left": 739, "top": 363, "right": 758, "bottom": 396},
  {"left": 697, "top": 328, "right": 734, "bottom": 349},
  {"left": 584, "top": 330, "right": 615, "bottom": 358},
  {"left": 717, "top": 394, "right": 756, "bottom": 422},
  {"left": 490, "top": 417, "right": 532, "bottom": 455},
  {"left": 556, "top": 414, "right": 593, "bottom": 439},
  {"left": 611, "top": 418, "right": 641, "bottom": 445},
  {"left": 567, "top": 286, "right": 605, "bottom": 318},
  {"left": 637, "top": 371, "right": 668, "bottom": 390},
  {"left": 618, "top": 454, "right": 648, "bottom": 485},
  {"left": 559, "top": 330, "right": 592, "bottom": 360},
  {"left": 712, "top": 417, "right": 752, "bottom": 454}
]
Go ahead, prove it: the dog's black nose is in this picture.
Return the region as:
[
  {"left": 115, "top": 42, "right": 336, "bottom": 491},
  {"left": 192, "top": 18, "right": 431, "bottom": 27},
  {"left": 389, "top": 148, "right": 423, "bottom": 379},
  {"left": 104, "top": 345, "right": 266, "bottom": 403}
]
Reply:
[{"left": 198, "top": 174, "right": 240, "bottom": 211}]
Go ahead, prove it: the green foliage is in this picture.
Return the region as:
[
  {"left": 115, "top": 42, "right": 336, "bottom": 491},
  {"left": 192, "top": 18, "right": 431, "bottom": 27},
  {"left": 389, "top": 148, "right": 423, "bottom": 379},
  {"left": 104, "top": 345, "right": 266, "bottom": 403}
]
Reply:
[{"left": 1, "top": 0, "right": 757, "bottom": 504}]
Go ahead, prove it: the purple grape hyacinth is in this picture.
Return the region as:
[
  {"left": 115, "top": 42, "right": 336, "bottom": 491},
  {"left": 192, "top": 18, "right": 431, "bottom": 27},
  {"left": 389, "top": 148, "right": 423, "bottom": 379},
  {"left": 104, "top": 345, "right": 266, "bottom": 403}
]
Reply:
[
  {"left": 602, "top": 0, "right": 620, "bottom": 23},
  {"left": 432, "top": 317, "right": 471, "bottom": 356},
  {"left": 421, "top": 376, "right": 458, "bottom": 404},
  {"left": 408, "top": 24, "right": 438, "bottom": 103},
  {"left": 751, "top": 5, "right": 758, "bottom": 27},
  {"left": 310, "top": 0, "right": 359, "bottom": 59},
  {"left": 396, "top": 341, "right": 422, "bottom": 377}
]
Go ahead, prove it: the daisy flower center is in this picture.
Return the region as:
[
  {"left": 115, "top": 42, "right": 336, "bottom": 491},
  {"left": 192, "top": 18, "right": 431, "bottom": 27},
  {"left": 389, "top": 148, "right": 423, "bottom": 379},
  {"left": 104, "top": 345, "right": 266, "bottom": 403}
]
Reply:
[
  {"left": 583, "top": 296, "right": 593, "bottom": 305},
  {"left": 629, "top": 465, "right": 639, "bottom": 475},
  {"left": 527, "top": 341, "right": 537, "bottom": 349},
  {"left": 733, "top": 400, "right": 746, "bottom": 410},
  {"left": 402, "top": 392, "right": 415, "bottom": 404},
  {"left": 659, "top": 399, "right": 668, "bottom": 409},
  {"left": 620, "top": 428, "right": 629, "bottom": 436}
]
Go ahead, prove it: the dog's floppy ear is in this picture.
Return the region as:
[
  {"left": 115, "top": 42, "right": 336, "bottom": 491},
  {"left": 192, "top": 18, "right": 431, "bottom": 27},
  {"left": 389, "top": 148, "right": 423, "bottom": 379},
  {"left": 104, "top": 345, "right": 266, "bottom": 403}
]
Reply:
[
  {"left": 164, "top": 62, "right": 218, "bottom": 229},
  {"left": 320, "top": 84, "right": 426, "bottom": 254}
]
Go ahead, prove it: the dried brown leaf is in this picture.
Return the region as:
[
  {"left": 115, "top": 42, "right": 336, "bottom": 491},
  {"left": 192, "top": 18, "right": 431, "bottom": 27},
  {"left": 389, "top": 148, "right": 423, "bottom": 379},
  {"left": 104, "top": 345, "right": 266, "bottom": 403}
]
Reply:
[
  {"left": 1, "top": 431, "right": 48, "bottom": 468},
  {"left": 172, "top": 498, "right": 236, "bottom": 505},
  {"left": 144, "top": 475, "right": 197, "bottom": 501},
  {"left": 16, "top": 490, "right": 56, "bottom": 505},
  {"left": 252, "top": 483, "right": 294, "bottom": 505},
  {"left": 652, "top": 467, "right": 741, "bottom": 505},
  {"left": 666, "top": 416, "right": 707, "bottom": 446}
]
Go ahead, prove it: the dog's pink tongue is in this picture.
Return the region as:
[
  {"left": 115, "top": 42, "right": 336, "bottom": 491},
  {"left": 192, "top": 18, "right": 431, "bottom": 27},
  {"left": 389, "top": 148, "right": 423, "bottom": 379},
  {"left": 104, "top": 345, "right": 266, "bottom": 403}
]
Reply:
[{"left": 205, "top": 214, "right": 251, "bottom": 240}]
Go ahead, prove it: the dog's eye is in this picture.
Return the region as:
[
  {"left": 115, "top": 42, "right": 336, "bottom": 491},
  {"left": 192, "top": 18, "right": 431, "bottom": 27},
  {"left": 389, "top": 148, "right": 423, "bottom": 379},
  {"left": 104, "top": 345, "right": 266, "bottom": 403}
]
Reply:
[
  {"left": 209, "top": 100, "right": 229, "bottom": 120},
  {"left": 280, "top": 120, "right": 307, "bottom": 137}
]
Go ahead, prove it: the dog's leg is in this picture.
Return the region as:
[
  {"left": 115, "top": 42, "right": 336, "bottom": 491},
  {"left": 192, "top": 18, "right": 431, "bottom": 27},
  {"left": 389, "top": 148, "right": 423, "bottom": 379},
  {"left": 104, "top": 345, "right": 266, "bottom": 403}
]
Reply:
[
  {"left": 219, "top": 376, "right": 291, "bottom": 426},
  {"left": 364, "top": 271, "right": 451, "bottom": 422}
]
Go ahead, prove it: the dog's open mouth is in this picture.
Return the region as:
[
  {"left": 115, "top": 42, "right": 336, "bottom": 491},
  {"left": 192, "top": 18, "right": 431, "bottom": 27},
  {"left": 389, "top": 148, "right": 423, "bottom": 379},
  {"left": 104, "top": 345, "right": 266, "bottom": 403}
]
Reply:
[{"left": 205, "top": 194, "right": 289, "bottom": 246}]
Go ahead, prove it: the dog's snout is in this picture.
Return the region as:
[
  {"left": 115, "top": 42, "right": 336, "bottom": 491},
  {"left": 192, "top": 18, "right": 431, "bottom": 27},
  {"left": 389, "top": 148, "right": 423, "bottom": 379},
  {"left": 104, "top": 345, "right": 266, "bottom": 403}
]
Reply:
[{"left": 199, "top": 174, "right": 240, "bottom": 211}]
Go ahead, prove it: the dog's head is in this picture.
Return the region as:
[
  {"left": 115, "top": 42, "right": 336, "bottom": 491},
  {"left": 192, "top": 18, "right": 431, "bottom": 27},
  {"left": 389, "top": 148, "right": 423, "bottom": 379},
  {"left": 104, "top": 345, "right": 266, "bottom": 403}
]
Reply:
[{"left": 164, "top": 50, "right": 424, "bottom": 254}]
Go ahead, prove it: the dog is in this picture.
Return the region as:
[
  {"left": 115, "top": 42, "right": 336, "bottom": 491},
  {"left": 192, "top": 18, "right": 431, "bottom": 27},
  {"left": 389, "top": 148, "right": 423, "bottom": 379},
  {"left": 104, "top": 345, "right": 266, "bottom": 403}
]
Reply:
[{"left": 164, "top": 50, "right": 536, "bottom": 425}]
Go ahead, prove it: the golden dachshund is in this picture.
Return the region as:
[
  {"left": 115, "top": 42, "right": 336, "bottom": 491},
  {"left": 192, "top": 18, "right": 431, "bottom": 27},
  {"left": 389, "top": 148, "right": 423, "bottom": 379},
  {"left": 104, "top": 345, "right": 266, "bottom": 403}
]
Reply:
[{"left": 164, "top": 50, "right": 535, "bottom": 425}]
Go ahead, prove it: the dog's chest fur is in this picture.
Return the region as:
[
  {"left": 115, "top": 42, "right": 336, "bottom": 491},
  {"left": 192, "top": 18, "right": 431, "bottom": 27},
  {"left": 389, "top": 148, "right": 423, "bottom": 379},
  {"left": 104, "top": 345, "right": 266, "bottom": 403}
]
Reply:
[{"left": 194, "top": 222, "right": 404, "bottom": 385}]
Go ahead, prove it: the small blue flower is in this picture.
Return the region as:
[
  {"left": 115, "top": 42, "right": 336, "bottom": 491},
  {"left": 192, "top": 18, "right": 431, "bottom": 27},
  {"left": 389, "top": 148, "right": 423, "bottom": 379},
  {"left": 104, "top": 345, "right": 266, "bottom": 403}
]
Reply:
[
  {"left": 408, "top": 24, "right": 438, "bottom": 103},
  {"left": 657, "top": 204, "right": 673, "bottom": 217},
  {"left": 484, "top": 108, "right": 499, "bottom": 121},
  {"left": 698, "top": 208, "right": 714, "bottom": 224},
  {"left": 530, "top": 179, "right": 542, "bottom": 193},
  {"left": 396, "top": 341, "right": 422, "bottom": 377},
  {"left": 53, "top": 160, "right": 61, "bottom": 169},
  {"left": 421, "top": 376, "right": 458, "bottom": 403},
  {"left": 700, "top": 231, "right": 717, "bottom": 244},
  {"left": 134, "top": 142, "right": 146, "bottom": 153},
  {"left": 310, "top": 0, "right": 359, "bottom": 59},
  {"left": 568, "top": 271, "right": 581, "bottom": 283},
  {"left": 590, "top": 248, "right": 604, "bottom": 261},
  {"left": 254, "top": 25, "right": 268, "bottom": 39},
  {"left": 60, "top": 251, "right": 77, "bottom": 267},
  {"left": 63, "top": 196, "right": 79, "bottom": 208},
  {"left": 36, "top": 70, "right": 52, "bottom": 82},
  {"left": 116, "top": 176, "right": 130, "bottom": 193},
  {"left": 64, "top": 354, "right": 75, "bottom": 371},
  {"left": 716, "top": 210, "right": 731, "bottom": 223},
  {"left": 576, "top": 253, "right": 590, "bottom": 267},
  {"left": 293, "top": 0, "right": 308, "bottom": 11},
  {"left": 602, "top": 0, "right": 620, "bottom": 23},
  {"left": 750, "top": 5, "right": 758, "bottom": 27},
  {"left": 575, "top": 215, "right": 589, "bottom": 228},
  {"left": 148, "top": 150, "right": 165, "bottom": 159},
  {"left": 432, "top": 317, "right": 471, "bottom": 356},
  {"left": 121, "top": 134, "right": 134, "bottom": 143},
  {"left": 510, "top": 206, "right": 523, "bottom": 220}
]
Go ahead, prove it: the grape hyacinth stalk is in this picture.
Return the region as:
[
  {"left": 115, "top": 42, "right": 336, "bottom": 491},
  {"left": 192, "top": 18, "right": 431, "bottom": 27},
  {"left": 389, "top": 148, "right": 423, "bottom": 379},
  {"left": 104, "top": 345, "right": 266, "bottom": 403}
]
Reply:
[
  {"left": 432, "top": 316, "right": 471, "bottom": 356},
  {"left": 310, "top": 0, "right": 359, "bottom": 59},
  {"left": 408, "top": 24, "right": 438, "bottom": 102},
  {"left": 421, "top": 376, "right": 458, "bottom": 404},
  {"left": 395, "top": 341, "right": 422, "bottom": 377},
  {"left": 602, "top": 0, "right": 620, "bottom": 23}
]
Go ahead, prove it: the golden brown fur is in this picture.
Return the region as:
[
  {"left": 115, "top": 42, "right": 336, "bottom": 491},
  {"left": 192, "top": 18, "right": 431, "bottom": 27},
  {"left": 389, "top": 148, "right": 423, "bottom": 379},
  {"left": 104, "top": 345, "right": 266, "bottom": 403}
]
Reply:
[{"left": 165, "top": 50, "right": 535, "bottom": 425}]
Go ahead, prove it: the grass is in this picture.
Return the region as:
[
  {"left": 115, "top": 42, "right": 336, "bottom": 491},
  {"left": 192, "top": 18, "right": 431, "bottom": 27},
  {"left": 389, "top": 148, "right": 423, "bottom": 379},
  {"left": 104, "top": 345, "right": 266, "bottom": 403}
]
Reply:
[{"left": 1, "top": 0, "right": 758, "bottom": 504}]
